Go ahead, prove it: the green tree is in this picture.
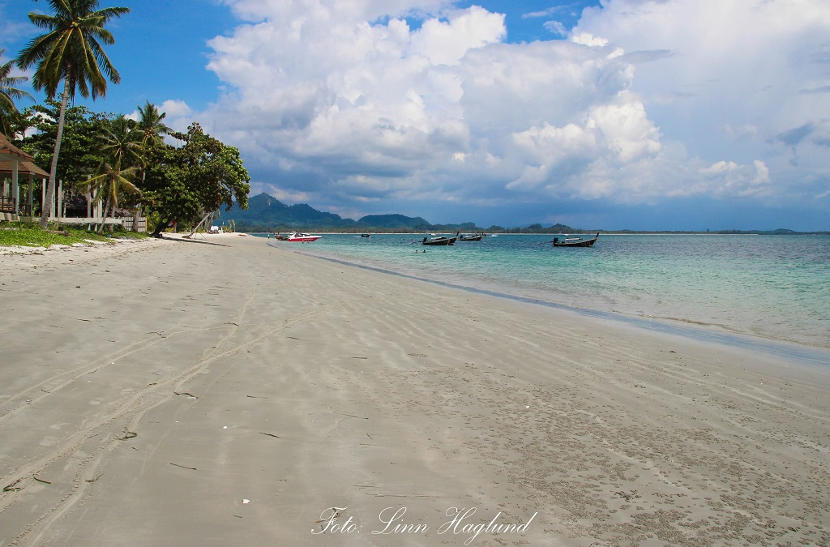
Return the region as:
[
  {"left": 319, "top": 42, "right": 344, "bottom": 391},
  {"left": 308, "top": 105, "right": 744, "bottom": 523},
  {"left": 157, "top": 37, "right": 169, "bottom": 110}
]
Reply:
[
  {"left": 0, "top": 49, "right": 33, "bottom": 136},
  {"left": 135, "top": 101, "right": 170, "bottom": 147},
  {"left": 98, "top": 115, "right": 140, "bottom": 231},
  {"left": 143, "top": 123, "right": 250, "bottom": 236},
  {"left": 100, "top": 115, "right": 140, "bottom": 169},
  {"left": 21, "top": 101, "right": 110, "bottom": 198},
  {"left": 16, "top": 0, "right": 129, "bottom": 228},
  {"left": 80, "top": 159, "right": 138, "bottom": 233},
  {"left": 73, "top": 115, "right": 140, "bottom": 232},
  {"left": 131, "top": 101, "right": 169, "bottom": 230}
]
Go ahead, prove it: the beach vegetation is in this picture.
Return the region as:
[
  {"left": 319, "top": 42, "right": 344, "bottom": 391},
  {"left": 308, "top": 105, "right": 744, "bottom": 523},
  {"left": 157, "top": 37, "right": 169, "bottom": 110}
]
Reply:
[
  {"left": 134, "top": 101, "right": 170, "bottom": 148},
  {"left": 142, "top": 123, "right": 250, "bottom": 236},
  {"left": 76, "top": 115, "right": 141, "bottom": 233},
  {"left": 0, "top": 49, "right": 33, "bottom": 135},
  {"left": 20, "top": 101, "right": 109, "bottom": 183},
  {"left": 0, "top": 221, "right": 146, "bottom": 248},
  {"left": 4, "top": 6, "right": 252, "bottom": 238},
  {"left": 130, "top": 101, "right": 170, "bottom": 231},
  {"left": 16, "top": 0, "right": 130, "bottom": 228}
]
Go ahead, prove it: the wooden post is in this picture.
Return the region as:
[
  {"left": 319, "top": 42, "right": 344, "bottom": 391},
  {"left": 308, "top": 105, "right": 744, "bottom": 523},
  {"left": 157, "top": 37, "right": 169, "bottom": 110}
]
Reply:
[
  {"left": 50, "top": 180, "right": 56, "bottom": 218},
  {"left": 27, "top": 176, "right": 34, "bottom": 216},
  {"left": 11, "top": 160, "right": 19, "bottom": 213},
  {"left": 41, "top": 178, "right": 46, "bottom": 215},
  {"left": 56, "top": 179, "right": 63, "bottom": 219}
]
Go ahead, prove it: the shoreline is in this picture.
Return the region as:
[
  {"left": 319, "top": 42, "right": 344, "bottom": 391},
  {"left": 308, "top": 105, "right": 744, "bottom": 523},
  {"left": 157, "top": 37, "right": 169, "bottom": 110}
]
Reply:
[
  {"left": 1, "top": 235, "right": 828, "bottom": 545},
  {"left": 283, "top": 244, "right": 830, "bottom": 362},
  {"left": 253, "top": 231, "right": 787, "bottom": 236}
]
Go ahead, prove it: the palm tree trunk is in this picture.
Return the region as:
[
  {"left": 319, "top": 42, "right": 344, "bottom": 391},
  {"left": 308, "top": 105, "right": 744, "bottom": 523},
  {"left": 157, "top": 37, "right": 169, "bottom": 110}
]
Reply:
[
  {"left": 97, "top": 188, "right": 112, "bottom": 234},
  {"left": 40, "top": 79, "right": 69, "bottom": 229},
  {"left": 185, "top": 211, "right": 213, "bottom": 238},
  {"left": 152, "top": 218, "right": 171, "bottom": 238},
  {"left": 132, "top": 169, "right": 145, "bottom": 232}
]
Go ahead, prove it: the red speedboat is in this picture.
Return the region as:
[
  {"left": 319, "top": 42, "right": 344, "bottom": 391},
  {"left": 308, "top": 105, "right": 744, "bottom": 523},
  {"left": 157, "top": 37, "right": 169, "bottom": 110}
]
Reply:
[{"left": 284, "top": 231, "right": 321, "bottom": 242}]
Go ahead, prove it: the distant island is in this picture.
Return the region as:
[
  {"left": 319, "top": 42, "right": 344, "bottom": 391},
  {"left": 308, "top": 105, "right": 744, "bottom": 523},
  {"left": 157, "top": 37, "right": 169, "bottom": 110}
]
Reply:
[{"left": 219, "top": 193, "right": 828, "bottom": 235}]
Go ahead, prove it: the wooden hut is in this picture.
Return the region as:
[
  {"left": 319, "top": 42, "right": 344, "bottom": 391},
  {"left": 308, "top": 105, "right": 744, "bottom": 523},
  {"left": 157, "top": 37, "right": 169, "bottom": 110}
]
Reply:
[{"left": 0, "top": 132, "right": 42, "bottom": 220}]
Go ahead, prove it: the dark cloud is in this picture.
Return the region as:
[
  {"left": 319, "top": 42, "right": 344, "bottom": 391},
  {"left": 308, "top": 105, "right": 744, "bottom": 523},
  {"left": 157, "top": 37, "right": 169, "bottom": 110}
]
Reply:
[{"left": 776, "top": 123, "right": 814, "bottom": 146}]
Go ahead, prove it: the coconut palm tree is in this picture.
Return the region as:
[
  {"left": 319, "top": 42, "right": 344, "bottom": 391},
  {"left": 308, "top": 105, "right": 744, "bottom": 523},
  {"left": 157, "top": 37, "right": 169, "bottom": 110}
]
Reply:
[
  {"left": 82, "top": 158, "right": 139, "bottom": 233},
  {"left": 16, "top": 1, "right": 129, "bottom": 228},
  {"left": 102, "top": 115, "right": 140, "bottom": 170},
  {"left": 85, "top": 115, "right": 140, "bottom": 232},
  {"left": 135, "top": 101, "right": 170, "bottom": 146},
  {"left": 130, "top": 101, "right": 169, "bottom": 230},
  {"left": 0, "top": 50, "right": 33, "bottom": 136}
]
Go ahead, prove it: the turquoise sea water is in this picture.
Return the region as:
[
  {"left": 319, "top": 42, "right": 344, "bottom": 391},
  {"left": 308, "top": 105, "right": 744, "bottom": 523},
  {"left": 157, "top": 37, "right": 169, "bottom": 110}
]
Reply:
[{"left": 258, "top": 233, "right": 830, "bottom": 353}]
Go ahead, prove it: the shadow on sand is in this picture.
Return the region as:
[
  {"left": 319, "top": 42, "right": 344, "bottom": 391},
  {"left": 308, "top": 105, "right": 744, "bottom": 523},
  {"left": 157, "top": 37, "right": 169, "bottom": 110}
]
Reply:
[{"left": 156, "top": 235, "right": 231, "bottom": 247}]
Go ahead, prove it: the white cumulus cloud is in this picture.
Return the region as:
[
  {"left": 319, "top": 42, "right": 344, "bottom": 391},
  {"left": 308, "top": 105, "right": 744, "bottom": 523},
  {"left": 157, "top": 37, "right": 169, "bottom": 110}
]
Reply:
[{"left": 185, "top": 0, "right": 830, "bottom": 219}]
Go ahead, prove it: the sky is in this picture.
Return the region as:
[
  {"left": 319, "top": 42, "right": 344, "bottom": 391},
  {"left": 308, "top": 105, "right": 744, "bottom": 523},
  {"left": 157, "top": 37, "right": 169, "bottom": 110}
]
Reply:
[{"left": 2, "top": 0, "right": 830, "bottom": 230}]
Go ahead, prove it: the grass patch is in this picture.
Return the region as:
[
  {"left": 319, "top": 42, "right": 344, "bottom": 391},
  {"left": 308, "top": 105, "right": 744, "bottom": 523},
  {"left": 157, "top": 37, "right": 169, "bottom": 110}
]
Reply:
[
  {"left": 108, "top": 227, "right": 150, "bottom": 240},
  {"left": 0, "top": 222, "right": 148, "bottom": 248}
]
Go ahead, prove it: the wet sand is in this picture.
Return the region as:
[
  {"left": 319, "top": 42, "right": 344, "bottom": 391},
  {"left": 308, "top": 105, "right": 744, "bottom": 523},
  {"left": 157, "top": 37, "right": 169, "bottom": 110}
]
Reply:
[{"left": 1, "top": 234, "right": 828, "bottom": 545}]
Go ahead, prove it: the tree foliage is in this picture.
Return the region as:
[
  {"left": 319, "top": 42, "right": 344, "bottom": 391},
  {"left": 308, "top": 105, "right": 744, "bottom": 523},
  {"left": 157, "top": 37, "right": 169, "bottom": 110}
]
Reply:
[
  {"left": 0, "top": 49, "right": 33, "bottom": 135},
  {"left": 135, "top": 101, "right": 169, "bottom": 147},
  {"left": 16, "top": 0, "right": 129, "bottom": 227},
  {"left": 143, "top": 123, "right": 250, "bottom": 235},
  {"left": 20, "top": 101, "right": 110, "bottom": 186},
  {"left": 7, "top": 4, "right": 252, "bottom": 233},
  {"left": 16, "top": 1, "right": 129, "bottom": 101}
]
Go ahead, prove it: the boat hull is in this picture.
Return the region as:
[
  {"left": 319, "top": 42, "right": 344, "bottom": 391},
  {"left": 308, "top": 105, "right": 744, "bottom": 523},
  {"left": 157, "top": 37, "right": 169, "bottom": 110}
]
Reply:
[
  {"left": 552, "top": 233, "right": 599, "bottom": 247},
  {"left": 286, "top": 236, "right": 321, "bottom": 242},
  {"left": 422, "top": 236, "right": 457, "bottom": 246}
]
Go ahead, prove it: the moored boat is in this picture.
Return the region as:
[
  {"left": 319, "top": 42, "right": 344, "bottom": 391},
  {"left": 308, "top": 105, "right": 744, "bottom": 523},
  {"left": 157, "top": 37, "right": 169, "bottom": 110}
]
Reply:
[
  {"left": 552, "top": 233, "right": 599, "bottom": 247},
  {"left": 458, "top": 233, "right": 484, "bottom": 241},
  {"left": 283, "top": 231, "right": 322, "bottom": 242},
  {"left": 422, "top": 233, "right": 458, "bottom": 246}
]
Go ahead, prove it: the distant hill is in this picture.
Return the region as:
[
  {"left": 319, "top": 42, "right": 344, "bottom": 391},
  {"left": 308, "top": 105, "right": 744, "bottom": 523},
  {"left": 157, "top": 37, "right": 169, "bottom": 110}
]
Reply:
[
  {"left": 220, "top": 193, "right": 502, "bottom": 232},
  {"left": 356, "top": 214, "right": 431, "bottom": 230},
  {"left": 225, "top": 193, "right": 354, "bottom": 230},
  {"left": 218, "top": 194, "right": 824, "bottom": 234}
]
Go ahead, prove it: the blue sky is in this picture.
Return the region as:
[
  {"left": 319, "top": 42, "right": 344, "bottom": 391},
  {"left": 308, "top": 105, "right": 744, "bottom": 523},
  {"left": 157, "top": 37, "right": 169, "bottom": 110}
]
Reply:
[{"left": 2, "top": 0, "right": 829, "bottom": 230}]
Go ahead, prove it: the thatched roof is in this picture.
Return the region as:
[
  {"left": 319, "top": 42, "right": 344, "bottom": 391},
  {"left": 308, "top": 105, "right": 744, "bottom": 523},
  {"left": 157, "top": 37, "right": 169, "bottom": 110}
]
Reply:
[
  {"left": 0, "top": 160, "right": 49, "bottom": 177},
  {"left": 0, "top": 132, "right": 33, "bottom": 161}
]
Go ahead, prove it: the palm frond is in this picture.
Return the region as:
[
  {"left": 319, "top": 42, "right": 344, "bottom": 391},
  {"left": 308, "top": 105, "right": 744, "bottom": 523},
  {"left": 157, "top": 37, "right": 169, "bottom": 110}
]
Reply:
[
  {"left": 95, "top": 6, "right": 130, "bottom": 19},
  {"left": 86, "top": 35, "right": 119, "bottom": 85},
  {"left": 28, "top": 13, "right": 59, "bottom": 30},
  {"left": 77, "top": 31, "right": 106, "bottom": 98},
  {"left": 35, "top": 30, "right": 72, "bottom": 97},
  {"left": 19, "top": 1, "right": 129, "bottom": 101},
  {"left": 48, "top": 0, "right": 72, "bottom": 19}
]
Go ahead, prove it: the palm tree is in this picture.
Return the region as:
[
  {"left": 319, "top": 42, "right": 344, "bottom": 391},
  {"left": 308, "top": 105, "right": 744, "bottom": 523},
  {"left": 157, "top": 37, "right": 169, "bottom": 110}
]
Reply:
[
  {"left": 0, "top": 49, "right": 33, "bottom": 136},
  {"left": 16, "top": 1, "right": 129, "bottom": 228},
  {"left": 86, "top": 115, "right": 140, "bottom": 232},
  {"left": 131, "top": 101, "right": 169, "bottom": 230},
  {"left": 82, "top": 159, "right": 139, "bottom": 233},
  {"left": 102, "top": 115, "right": 140, "bottom": 170},
  {"left": 135, "top": 101, "right": 170, "bottom": 146}
]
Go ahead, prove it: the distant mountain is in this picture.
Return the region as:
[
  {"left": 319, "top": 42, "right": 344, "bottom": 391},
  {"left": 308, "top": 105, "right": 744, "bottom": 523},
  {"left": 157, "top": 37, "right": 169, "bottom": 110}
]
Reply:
[
  {"left": 356, "top": 214, "right": 431, "bottom": 230},
  {"left": 220, "top": 192, "right": 580, "bottom": 233},
  {"left": 221, "top": 193, "right": 356, "bottom": 231},
  {"left": 221, "top": 193, "right": 466, "bottom": 232}
]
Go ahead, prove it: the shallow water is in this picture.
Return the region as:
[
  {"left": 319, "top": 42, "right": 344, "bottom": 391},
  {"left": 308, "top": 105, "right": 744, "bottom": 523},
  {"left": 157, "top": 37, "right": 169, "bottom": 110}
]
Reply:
[{"left": 258, "top": 233, "right": 830, "bottom": 351}]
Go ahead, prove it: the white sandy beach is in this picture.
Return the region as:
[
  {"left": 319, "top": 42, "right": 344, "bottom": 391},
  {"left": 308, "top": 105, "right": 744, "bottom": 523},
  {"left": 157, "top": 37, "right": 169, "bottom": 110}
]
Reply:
[{"left": 0, "top": 234, "right": 828, "bottom": 545}]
